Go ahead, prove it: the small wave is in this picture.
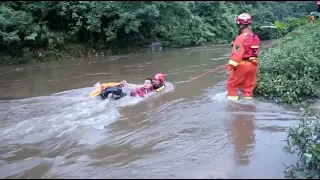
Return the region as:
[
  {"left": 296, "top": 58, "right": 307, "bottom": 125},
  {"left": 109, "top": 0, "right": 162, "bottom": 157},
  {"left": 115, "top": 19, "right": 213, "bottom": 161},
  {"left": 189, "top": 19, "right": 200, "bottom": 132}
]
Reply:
[
  {"left": 167, "top": 72, "right": 179, "bottom": 75},
  {"left": 190, "top": 65, "right": 200, "bottom": 68},
  {"left": 72, "top": 73, "right": 112, "bottom": 79},
  {"left": 210, "top": 57, "right": 226, "bottom": 61}
]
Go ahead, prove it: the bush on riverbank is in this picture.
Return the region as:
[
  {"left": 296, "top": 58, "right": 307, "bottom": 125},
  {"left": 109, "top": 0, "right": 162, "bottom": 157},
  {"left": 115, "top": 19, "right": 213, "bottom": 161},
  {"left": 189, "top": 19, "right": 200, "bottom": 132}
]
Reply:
[
  {"left": 254, "top": 22, "right": 320, "bottom": 179},
  {"left": 284, "top": 111, "right": 320, "bottom": 179},
  {"left": 0, "top": 1, "right": 316, "bottom": 65},
  {"left": 254, "top": 23, "right": 320, "bottom": 105}
]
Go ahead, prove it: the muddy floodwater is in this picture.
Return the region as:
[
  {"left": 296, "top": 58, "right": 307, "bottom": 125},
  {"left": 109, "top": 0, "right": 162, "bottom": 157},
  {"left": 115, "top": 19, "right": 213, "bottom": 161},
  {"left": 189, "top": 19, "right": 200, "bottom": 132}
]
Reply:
[{"left": 0, "top": 42, "right": 300, "bottom": 178}]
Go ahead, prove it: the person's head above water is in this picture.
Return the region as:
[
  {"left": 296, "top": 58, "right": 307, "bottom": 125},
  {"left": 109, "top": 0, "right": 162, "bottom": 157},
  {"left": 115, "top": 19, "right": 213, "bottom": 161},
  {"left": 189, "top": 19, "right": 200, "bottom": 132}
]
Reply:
[
  {"left": 153, "top": 73, "right": 165, "bottom": 87},
  {"left": 143, "top": 78, "right": 153, "bottom": 89}
]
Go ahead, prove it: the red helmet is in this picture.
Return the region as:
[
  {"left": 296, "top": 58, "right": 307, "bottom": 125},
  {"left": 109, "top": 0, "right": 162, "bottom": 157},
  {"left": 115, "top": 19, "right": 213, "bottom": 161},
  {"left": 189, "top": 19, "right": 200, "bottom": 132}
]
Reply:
[
  {"left": 154, "top": 73, "right": 165, "bottom": 84},
  {"left": 236, "top": 13, "right": 253, "bottom": 25}
]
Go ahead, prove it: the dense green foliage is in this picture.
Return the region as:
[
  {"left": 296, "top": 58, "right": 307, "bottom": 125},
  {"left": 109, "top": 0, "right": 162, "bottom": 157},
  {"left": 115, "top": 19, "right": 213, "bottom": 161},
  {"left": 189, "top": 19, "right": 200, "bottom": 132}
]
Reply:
[
  {"left": 0, "top": 1, "right": 316, "bottom": 65},
  {"left": 284, "top": 111, "right": 320, "bottom": 179},
  {"left": 255, "top": 21, "right": 320, "bottom": 178},
  {"left": 274, "top": 17, "right": 310, "bottom": 38},
  {"left": 254, "top": 23, "right": 320, "bottom": 105}
]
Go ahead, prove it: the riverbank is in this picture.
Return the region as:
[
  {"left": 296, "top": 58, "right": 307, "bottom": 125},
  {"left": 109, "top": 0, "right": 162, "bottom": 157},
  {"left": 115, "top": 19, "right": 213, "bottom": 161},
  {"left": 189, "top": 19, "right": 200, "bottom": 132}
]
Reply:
[
  {"left": 0, "top": 1, "right": 314, "bottom": 66},
  {"left": 254, "top": 23, "right": 320, "bottom": 179},
  {"left": 1, "top": 41, "right": 230, "bottom": 66},
  {"left": 254, "top": 23, "right": 320, "bottom": 105}
]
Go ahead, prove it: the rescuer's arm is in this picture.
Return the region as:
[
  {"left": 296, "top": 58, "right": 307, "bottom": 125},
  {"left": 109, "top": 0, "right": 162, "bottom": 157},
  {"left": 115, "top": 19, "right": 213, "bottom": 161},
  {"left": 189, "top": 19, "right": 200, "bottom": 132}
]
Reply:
[{"left": 226, "top": 35, "right": 246, "bottom": 71}]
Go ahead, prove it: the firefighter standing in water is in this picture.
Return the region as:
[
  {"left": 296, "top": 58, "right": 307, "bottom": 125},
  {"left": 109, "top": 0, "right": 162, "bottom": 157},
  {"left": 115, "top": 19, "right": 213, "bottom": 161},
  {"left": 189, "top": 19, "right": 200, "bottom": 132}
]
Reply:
[{"left": 226, "top": 13, "right": 261, "bottom": 100}]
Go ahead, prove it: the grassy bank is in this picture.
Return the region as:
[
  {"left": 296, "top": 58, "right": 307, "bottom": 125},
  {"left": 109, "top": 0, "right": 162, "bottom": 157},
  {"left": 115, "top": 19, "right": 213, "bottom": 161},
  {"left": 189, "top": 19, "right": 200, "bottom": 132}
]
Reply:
[
  {"left": 0, "top": 1, "right": 316, "bottom": 65},
  {"left": 254, "top": 23, "right": 320, "bottom": 179},
  {"left": 254, "top": 23, "right": 320, "bottom": 105}
]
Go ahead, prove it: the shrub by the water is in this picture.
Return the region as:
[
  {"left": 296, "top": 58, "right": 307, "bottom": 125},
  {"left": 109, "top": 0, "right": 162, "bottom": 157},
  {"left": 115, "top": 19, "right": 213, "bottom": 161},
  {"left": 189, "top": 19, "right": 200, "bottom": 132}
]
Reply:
[
  {"left": 255, "top": 22, "right": 320, "bottom": 179},
  {"left": 254, "top": 23, "right": 320, "bottom": 105},
  {"left": 284, "top": 112, "right": 320, "bottom": 179}
]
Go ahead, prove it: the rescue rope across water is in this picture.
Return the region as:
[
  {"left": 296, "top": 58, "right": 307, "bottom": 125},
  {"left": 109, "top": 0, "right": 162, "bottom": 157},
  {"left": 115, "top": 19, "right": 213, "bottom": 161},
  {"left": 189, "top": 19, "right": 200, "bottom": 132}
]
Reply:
[
  {"left": 183, "top": 40, "right": 278, "bottom": 83},
  {"left": 191, "top": 22, "right": 320, "bottom": 83},
  {"left": 185, "top": 64, "right": 226, "bottom": 83}
]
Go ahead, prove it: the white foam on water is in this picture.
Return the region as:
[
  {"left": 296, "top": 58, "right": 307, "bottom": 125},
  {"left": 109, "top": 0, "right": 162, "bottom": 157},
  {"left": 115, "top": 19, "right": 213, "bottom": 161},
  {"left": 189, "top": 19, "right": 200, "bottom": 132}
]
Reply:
[
  {"left": 211, "top": 92, "right": 228, "bottom": 103},
  {"left": 207, "top": 80, "right": 258, "bottom": 106},
  {"left": 1, "top": 96, "right": 120, "bottom": 144},
  {"left": 0, "top": 81, "right": 174, "bottom": 144},
  {"left": 210, "top": 91, "right": 259, "bottom": 107},
  {"left": 210, "top": 57, "right": 226, "bottom": 61},
  {"left": 94, "top": 81, "right": 175, "bottom": 108}
]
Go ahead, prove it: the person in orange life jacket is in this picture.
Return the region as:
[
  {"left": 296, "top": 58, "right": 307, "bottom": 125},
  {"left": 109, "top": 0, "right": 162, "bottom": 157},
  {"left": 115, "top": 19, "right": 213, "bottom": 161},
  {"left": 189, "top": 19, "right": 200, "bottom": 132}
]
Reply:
[
  {"left": 130, "top": 78, "right": 155, "bottom": 97},
  {"left": 153, "top": 73, "right": 166, "bottom": 92},
  {"left": 226, "top": 13, "right": 261, "bottom": 100},
  {"left": 130, "top": 73, "right": 166, "bottom": 97}
]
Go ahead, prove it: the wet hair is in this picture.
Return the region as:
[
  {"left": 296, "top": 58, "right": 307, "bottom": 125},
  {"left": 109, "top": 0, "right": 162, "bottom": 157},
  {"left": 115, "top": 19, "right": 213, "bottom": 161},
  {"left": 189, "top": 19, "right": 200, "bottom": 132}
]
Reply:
[{"left": 145, "top": 78, "right": 153, "bottom": 83}]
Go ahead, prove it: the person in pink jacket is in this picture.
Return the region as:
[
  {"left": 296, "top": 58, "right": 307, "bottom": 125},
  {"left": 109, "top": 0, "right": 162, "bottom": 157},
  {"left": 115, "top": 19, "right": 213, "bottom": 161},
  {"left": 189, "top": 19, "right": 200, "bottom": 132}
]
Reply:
[{"left": 130, "top": 78, "right": 155, "bottom": 97}]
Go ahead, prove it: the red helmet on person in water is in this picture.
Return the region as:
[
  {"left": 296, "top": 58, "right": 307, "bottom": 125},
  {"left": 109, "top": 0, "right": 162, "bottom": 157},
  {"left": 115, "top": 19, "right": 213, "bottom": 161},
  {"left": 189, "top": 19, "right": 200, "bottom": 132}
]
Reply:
[
  {"left": 154, "top": 73, "right": 165, "bottom": 84},
  {"left": 236, "top": 13, "right": 253, "bottom": 25}
]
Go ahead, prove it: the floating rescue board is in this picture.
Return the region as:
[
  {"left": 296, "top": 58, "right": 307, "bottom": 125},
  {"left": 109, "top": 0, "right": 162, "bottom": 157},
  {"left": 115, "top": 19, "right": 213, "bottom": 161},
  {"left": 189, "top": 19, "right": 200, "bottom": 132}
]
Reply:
[{"left": 88, "top": 82, "right": 120, "bottom": 98}]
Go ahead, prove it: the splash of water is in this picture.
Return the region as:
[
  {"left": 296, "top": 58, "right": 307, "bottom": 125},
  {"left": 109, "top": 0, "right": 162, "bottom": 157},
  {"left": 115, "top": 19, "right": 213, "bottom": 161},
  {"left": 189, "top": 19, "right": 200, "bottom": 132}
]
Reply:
[{"left": 0, "top": 82, "right": 175, "bottom": 144}]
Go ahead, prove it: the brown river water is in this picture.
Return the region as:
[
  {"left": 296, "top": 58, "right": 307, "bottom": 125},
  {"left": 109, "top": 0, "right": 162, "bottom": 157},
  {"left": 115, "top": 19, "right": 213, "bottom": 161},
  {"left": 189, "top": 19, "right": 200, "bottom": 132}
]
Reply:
[{"left": 0, "top": 42, "right": 301, "bottom": 178}]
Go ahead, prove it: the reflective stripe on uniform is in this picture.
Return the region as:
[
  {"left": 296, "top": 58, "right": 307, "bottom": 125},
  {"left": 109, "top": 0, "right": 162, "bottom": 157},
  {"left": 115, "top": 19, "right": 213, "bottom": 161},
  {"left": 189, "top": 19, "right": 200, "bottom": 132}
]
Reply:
[
  {"left": 243, "top": 96, "right": 252, "bottom": 99},
  {"left": 230, "top": 58, "right": 257, "bottom": 66},
  {"left": 227, "top": 96, "right": 239, "bottom": 100},
  {"left": 228, "top": 60, "right": 238, "bottom": 67},
  {"left": 155, "top": 85, "right": 165, "bottom": 92}
]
